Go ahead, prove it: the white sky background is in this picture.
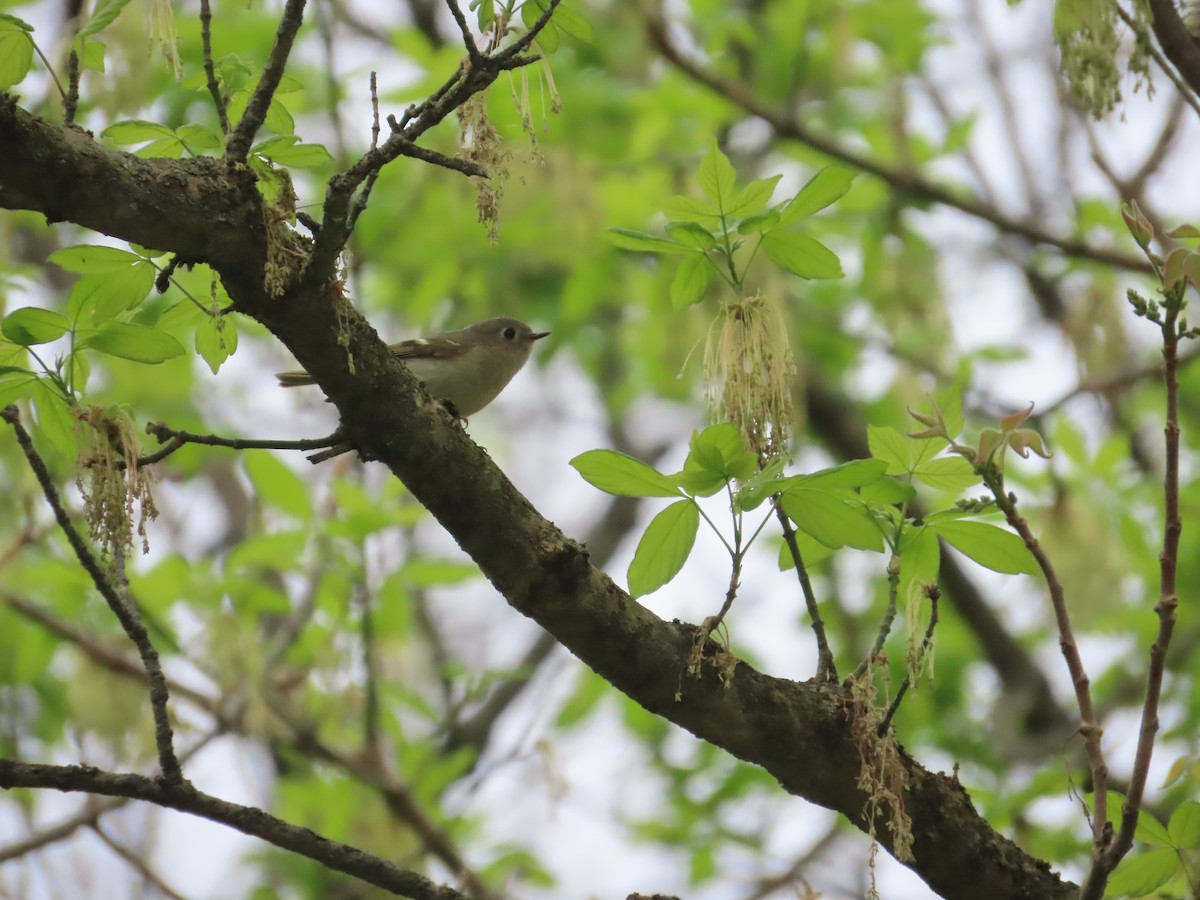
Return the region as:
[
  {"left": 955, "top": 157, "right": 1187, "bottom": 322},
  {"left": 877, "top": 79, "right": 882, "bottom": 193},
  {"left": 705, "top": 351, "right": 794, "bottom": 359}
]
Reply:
[{"left": 2, "top": 0, "right": 1196, "bottom": 898}]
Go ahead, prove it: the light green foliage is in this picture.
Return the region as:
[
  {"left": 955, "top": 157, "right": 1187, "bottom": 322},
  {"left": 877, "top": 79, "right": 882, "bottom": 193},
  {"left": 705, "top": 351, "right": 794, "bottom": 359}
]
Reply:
[{"left": 2, "top": 0, "right": 1199, "bottom": 897}]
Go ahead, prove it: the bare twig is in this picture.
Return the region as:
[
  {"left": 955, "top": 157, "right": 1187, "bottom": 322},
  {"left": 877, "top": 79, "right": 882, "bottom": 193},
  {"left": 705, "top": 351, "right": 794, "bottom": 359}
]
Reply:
[
  {"left": 445, "top": 0, "right": 483, "bottom": 64},
  {"left": 777, "top": 506, "right": 837, "bottom": 682},
  {"left": 0, "top": 759, "right": 468, "bottom": 900},
  {"left": 64, "top": 50, "right": 79, "bottom": 125},
  {"left": 226, "top": 0, "right": 307, "bottom": 162},
  {"left": 878, "top": 586, "right": 940, "bottom": 735},
  {"left": 1085, "top": 281, "right": 1186, "bottom": 895},
  {"left": 91, "top": 822, "right": 188, "bottom": 900},
  {"left": 851, "top": 558, "right": 900, "bottom": 684},
  {"left": 199, "top": 0, "right": 230, "bottom": 134},
  {"left": 983, "top": 472, "right": 1109, "bottom": 851},
  {"left": 141, "top": 421, "right": 341, "bottom": 465},
  {"left": 2, "top": 406, "right": 182, "bottom": 783}
]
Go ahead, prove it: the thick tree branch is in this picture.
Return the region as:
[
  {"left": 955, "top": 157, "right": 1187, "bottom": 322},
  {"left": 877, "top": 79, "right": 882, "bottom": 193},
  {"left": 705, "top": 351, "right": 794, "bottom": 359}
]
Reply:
[
  {"left": 0, "top": 760, "right": 467, "bottom": 900},
  {"left": 1145, "top": 0, "right": 1200, "bottom": 99}
]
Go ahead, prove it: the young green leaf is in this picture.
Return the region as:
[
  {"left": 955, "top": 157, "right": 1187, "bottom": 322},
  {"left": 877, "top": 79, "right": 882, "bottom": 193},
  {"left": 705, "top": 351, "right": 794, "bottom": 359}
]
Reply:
[
  {"left": 780, "top": 488, "right": 883, "bottom": 551},
  {"left": 608, "top": 228, "right": 688, "bottom": 254},
  {"left": 860, "top": 476, "right": 917, "bottom": 505},
  {"left": 2, "top": 308, "right": 70, "bottom": 346},
  {"left": 736, "top": 209, "right": 781, "bottom": 235},
  {"left": 791, "top": 458, "right": 888, "bottom": 490},
  {"left": 661, "top": 195, "right": 723, "bottom": 230},
  {"left": 103, "top": 119, "right": 177, "bottom": 144},
  {"left": 1103, "top": 848, "right": 1180, "bottom": 898},
  {"left": 0, "top": 15, "right": 35, "bottom": 89},
  {"left": 570, "top": 450, "right": 681, "bottom": 498},
  {"left": 779, "top": 165, "right": 857, "bottom": 224},
  {"left": 727, "top": 175, "right": 782, "bottom": 218},
  {"left": 77, "top": 0, "right": 134, "bottom": 40},
  {"left": 1168, "top": 799, "right": 1200, "bottom": 848},
  {"left": 32, "top": 380, "right": 78, "bottom": 458},
  {"left": 679, "top": 423, "right": 757, "bottom": 495},
  {"left": 83, "top": 323, "right": 185, "bottom": 364},
  {"left": 898, "top": 526, "right": 940, "bottom": 587},
  {"left": 762, "top": 231, "right": 844, "bottom": 280},
  {"left": 69, "top": 266, "right": 157, "bottom": 323},
  {"left": 867, "top": 425, "right": 941, "bottom": 475},
  {"left": 670, "top": 254, "right": 713, "bottom": 309},
  {"left": 50, "top": 244, "right": 146, "bottom": 273},
  {"left": 628, "top": 499, "right": 700, "bottom": 598},
  {"left": 912, "top": 456, "right": 978, "bottom": 492},
  {"left": 195, "top": 315, "right": 239, "bottom": 374},
  {"left": 665, "top": 221, "right": 717, "bottom": 250},
  {"left": 928, "top": 519, "right": 1038, "bottom": 575},
  {"left": 698, "top": 142, "right": 737, "bottom": 213}
]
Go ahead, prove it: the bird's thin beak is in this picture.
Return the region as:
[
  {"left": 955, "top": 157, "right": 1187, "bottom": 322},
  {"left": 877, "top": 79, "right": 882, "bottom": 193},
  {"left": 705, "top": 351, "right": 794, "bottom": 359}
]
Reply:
[{"left": 531, "top": 331, "right": 551, "bottom": 341}]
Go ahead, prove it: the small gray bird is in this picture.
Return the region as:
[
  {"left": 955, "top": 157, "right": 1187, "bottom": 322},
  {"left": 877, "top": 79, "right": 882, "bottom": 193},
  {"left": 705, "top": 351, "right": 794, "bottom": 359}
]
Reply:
[{"left": 276, "top": 317, "right": 550, "bottom": 418}]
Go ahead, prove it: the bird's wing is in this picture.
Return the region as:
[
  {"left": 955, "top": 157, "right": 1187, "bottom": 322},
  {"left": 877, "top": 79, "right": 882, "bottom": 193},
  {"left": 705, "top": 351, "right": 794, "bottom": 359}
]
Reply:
[{"left": 391, "top": 337, "right": 467, "bottom": 361}]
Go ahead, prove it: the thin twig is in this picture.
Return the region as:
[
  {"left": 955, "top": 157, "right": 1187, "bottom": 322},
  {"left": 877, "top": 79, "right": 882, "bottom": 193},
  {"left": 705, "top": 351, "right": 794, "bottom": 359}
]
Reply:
[
  {"left": 878, "top": 586, "right": 940, "bottom": 735},
  {"left": 91, "top": 822, "right": 188, "bottom": 900},
  {"left": 141, "top": 421, "right": 341, "bottom": 465},
  {"left": 1144, "top": 0, "right": 1200, "bottom": 100},
  {"left": 1, "top": 406, "right": 183, "bottom": 783},
  {"left": 226, "top": 0, "right": 307, "bottom": 161},
  {"left": 852, "top": 558, "right": 901, "bottom": 683},
  {"left": 984, "top": 472, "right": 1109, "bottom": 850},
  {"left": 776, "top": 506, "right": 837, "bottom": 682},
  {"left": 445, "top": 0, "right": 483, "bottom": 64},
  {"left": 199, "top": 0, "right": 230, "bottom": 134},
  {"left": 346, "top": 73, "right": 383, "bottom": 235},
  {"left": 1085, "top": 282, "right": 1186, "bottom": 895},
  {"left": 0, "top": 759, "right": 469, "bottom": 900}
]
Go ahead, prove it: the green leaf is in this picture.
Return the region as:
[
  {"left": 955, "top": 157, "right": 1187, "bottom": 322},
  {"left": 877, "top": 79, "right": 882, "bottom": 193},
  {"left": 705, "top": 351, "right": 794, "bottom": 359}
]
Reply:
[
  {"left": 779, "top": 165, "right": 857, "bottom": 224},
  {"left": 860, "top": 476, "right": 917, "bottom": 505},
  {"left": 77, "top": 0, "right": 135, "bottom": 40},
  {"left": 697, "top": 142, "right": 737, "bottom": 213},
  {"left": 543, "top": 0, "right": 592, "bottom": 42},
  {"left": 556, "top": 671, "right": 606, "bottom": 728},
  {"left": 736, "top": 209, "right": 781, "bottom": 235},
  {"left": 679, "top": 423, "right": 757, "bottom": 495},
  {"left": 69, "top": 265, "right": 157, "bottom": 323},
  {"left": 255, "top": 136, "right": 334, "bottom": 168},
  {"left": 665, "top": 221, "right": 716, "bottom": 250},
  {"left": 1168, "top": 800, "right": 1200, "bottom": 848},
  {"left": 264, "top": 97, "right": 295, "bottom": 135},
  {"left": 661, "top": 195, "right": 723, "bottom": 229},
  {"left": 0, "top": 371, "right": 38, "bottom": 408},
  {"left": 175, "top": 123, "right": 221, "bottom": 152},
  {"left": 570, "top": 449, "right": 681, "bottom": 498},
  {"left": 780, "top": 489, "right": 883, "bottom": 551},
  {"left": 608, "top": 228, "right": 688, "bottom": 254},
  {"left": 244, "top": 453, "right": 312, "bottom": 520},
  {"left": 0, "top": 16, "right": 35, "bottom": 89},
  {"left": 762, "top": 231, "right": 844, "bottom": 280},
  {"left": 670, "top": 254, "right": 712, "bottom": 309},
  {"left": 792, "top": 458, "right": 888, "bottom": 490},
  {"left": 195, "top": 314, "right": 238, "bottom": 374},
  {"left": 79, "top": 40, "right": 106, "bottom": 72},
  {"left": 102, "top": 119, "right": 177, "bottom": 144},
  {"left": 733, "top": 456, "right": 788, "bottom": 510},
  {"left": 134, "top": 137, "right": 185, "bottom": 159},
  {"left": 50, "top": 244, "right": 146, "bottom": 273},
  {"left": 1104, "top": 847, "right": 1180, "bottom": 897},
  {"left": 628, "top": 499, "right": 699, "bottom": 598},
  {"left": 31, "top": 380, "right": 78, "bottom": 458},
  {"left": 2, "top": 308, "right": 70, "bottom": 346},
  {"left": 83, "top": 323, "right": 185, "bottom": 364},
  {"left": 912, "top": 455, "right": 977, "bottom": 492},
  {"left": 899, "top": 526, "right": 941, "bottom": 587},
  {"left": 727, "top": 175, "right": 782, "bottom": 218},
  {"left": 867, "top": 425, "right": 941, "bottom": 475},
  {"left": 929, "top": 519, "right": 1038, "bottom": 575}
]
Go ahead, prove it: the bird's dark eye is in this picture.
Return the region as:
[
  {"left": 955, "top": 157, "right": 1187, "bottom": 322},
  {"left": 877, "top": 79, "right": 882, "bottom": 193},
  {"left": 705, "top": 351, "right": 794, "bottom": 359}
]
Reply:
[{"left": 503, "top": 327, "right": 517, "bottom": 340}]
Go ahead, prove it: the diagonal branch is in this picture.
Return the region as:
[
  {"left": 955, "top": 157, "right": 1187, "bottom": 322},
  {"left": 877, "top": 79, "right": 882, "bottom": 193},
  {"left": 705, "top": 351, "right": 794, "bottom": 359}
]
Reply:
[
  {"left": 1144, "top": 0, "right": 1200, "bottom": 99},
  {"left": 226, "top": 0, "right": 308, "bottom": 162},
  {"left": 643, "top": 13, "right": 1153, "bottom": 275},
  {"left": 0, "top": 759, "right": 468, "bottom": 900},
  {"left": 2, "top": 406, "right": 182, "bottom": 784}
]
